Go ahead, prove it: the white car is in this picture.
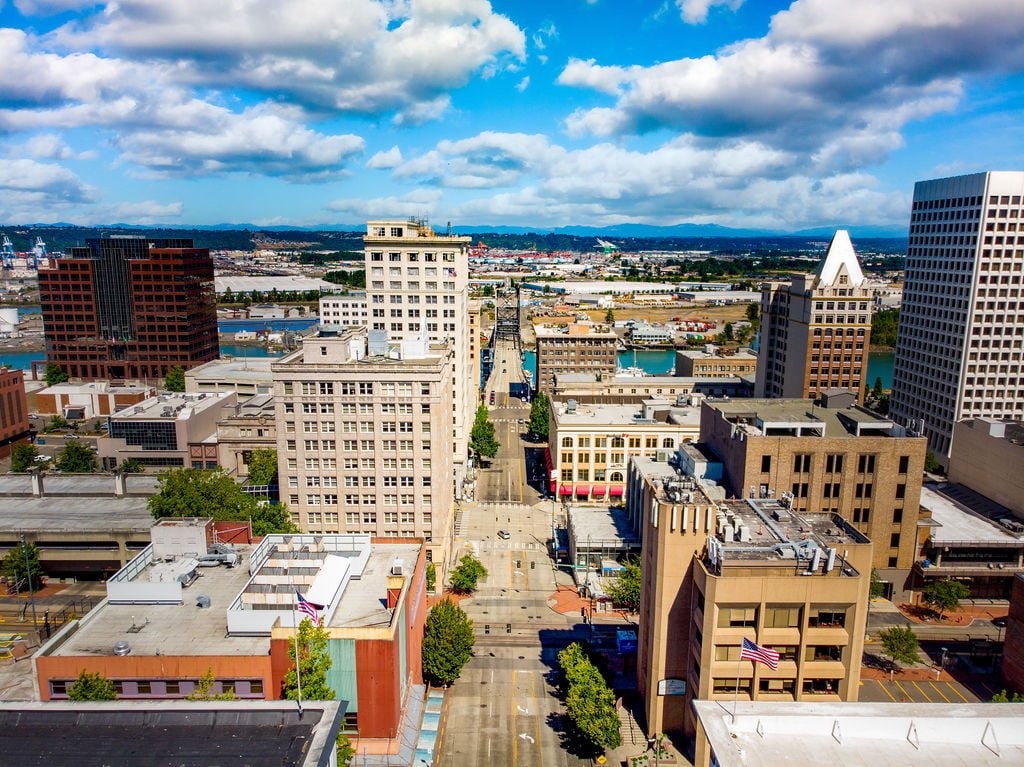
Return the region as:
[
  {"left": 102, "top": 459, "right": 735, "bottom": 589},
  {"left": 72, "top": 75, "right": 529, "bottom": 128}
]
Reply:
[{"left": 497, "top": 529, "right": 511, "bottom": 540}]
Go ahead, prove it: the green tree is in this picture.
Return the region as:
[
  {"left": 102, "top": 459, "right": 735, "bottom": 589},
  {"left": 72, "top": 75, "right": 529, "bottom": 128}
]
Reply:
[
  {"left": 422, "top": 599, "right": 475, "bottom": 686},
  {"left": 43, "top": 363, "right": 68, "bottom": 386},
  {"left": 924, "top": 452, "right": 945, "bottom": 475},
  {"left": 557, "top": 642, "right": 621, "bottom": 752},
  {"left": 336, "top": 733, "right": 355, "bottom": 766},
  {"left": 528, "top": 391, "right": 550, "bottom": 441},
  {"left": 922, "top": 578, "right": 970, "bottom": 619},
  {"left": 246, "top": 448, "right": 278, "bottom": 485},
  {"left": 1, "top": 541, "right": 44, "bottom": 592},
  {"left": 871, "top": 308, "right": 900, "bottom": 348},
  {"left": 745, "top": 301, "right": 760, "bottom": 332},
  {"left": 723, "top": 322, "right": 734, "bottom": 342},
  {"left": 282, "top": 619, "right": 335, "bottom": 701},
  {"left": 56, "top": 441, "right": 97, "bottom": 473},
  {"left": 604, "top": 558, "right": 641, "bottom": 612},
  {"left": 448, "top": 553, "right": 487, "bottom": 594},
  {"left": 869, "top": 569, "right": 887, "bottom": 600},
  {"left": 470, "top": 405, "right": 499, "bottom": 461},
  {"left": 67, "top": 671, "right": 117, "bottom": 701},
  {"left": 871, "top": 376, "right": 885, "bottom": 400},
  {"left": 249, "top": 502, "right": 300, "bottom": 536},
  {"left": 10, "top": 442, "right": 39, "bottom": 472},
  {"left": 186, "top": 668, "right": 237, "bottom": 700},
  {"left": 426, "top": 562, "right": 436, "bottom": 593},
  {"left": 164, "top": 365, "right": 186, "bottom": 392},
  {"left": 118, "top": 458, "right": 143, "bottom": 474},
  {"left": 604, "top": 307, "right": 615, "bottom": 324},
  {"left": 991, "top": 689, "right": 1024, "bottom": 702},
  {"left": 43, "top": 414, "right": 68, "bottom": 433},
  {"left": 222, "top": 287, "right": 235, "bottom": 304},
  {"left": 879, "top": 625, "right": 920, "bottom": 666}
]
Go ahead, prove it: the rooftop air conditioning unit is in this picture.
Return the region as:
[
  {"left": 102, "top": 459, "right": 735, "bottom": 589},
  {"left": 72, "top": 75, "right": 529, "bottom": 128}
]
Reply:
[
  {"left": 113, "top": 641, "right": 131, "bottom": 656},
  {"left": 390, "top": 558, "right": 404, "bottom": 576}
]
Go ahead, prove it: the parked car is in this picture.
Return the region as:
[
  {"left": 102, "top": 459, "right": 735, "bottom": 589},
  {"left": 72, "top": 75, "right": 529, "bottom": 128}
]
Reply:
[{"left": 497, "top": 529, "right": 511, "bottom": 540}]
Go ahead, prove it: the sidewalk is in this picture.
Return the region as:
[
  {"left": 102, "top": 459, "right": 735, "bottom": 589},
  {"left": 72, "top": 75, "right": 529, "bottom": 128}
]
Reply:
[{"left": 546, "top": 584, "right": 635, "bottom": 623}]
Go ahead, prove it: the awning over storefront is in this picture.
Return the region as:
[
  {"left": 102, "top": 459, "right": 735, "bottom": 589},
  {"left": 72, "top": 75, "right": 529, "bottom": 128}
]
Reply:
[
  {"left": 575, "top": 486, "right": 591, "bottom": 496},
  {"left": 560, "top": 485, "right": 573, "bottom": 495},
  {"left": 591, "top": 485, "right": 607, "bottom": 495},
  {"left": 609, "top": 486, "right": 624, "bottom": 496},
  {"left": 549, "top": 479, "right": 557, "bottom": 492}
]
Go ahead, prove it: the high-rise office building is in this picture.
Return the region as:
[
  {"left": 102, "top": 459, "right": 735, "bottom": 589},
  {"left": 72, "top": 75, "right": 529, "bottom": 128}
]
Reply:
[
  {"left": 754, "top": 230, "right": 872, "bottom": 401},
  {"left": 364, "top": 221, "right": 473, "bottom": 491},
  {"left": 890, "top": 172, "right": 1024, "bottom": 461},
  {"left": 38, "top": 237, "right": 218, "bottom": 381}
]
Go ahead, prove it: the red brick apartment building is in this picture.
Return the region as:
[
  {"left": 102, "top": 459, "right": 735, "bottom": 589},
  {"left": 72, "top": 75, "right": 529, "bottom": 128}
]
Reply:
[
  {"left": 0, "top": 367, "right": 29, "bottom": 458},
  {"left": 38, "top": 237, "right": 218, "bottom": 381}
]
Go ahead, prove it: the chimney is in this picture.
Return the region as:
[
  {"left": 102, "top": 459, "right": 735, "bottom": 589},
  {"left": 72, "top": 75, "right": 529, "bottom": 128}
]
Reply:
[
  {"left": 29, "top": 467, "right": 44, "bottom": 497},
  {"left": 113, "top": 469, "right": 126, "bottom": 497}
]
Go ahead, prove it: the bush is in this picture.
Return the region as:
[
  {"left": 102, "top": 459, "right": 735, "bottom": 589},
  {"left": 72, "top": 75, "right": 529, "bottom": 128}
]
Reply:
[{"left": 67, "top": 671, "right": 116, "bottom": 701}]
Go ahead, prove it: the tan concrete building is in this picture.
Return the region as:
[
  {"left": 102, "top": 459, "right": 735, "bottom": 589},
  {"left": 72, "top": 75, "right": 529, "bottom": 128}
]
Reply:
[
  {"left": 318, "top": 293, "right": 368, "bottom": 327},
  {"left": 949, "top": 418, "right": 1024, "bottom": 517},
  {"left": 549, "top": 397, "right": 701, "bottom": 502},
  {"left": 550, "top": 372, "right": 751, "bottom": 402},
  {"left": 467, "top": 298, "right": 482, "bottom": 404},
  {"left": 629, "top": 454, "right": 872, "bottom": 743},
  {"left": 272, "top": 327, "right": 455, "bottom": 570},
  {"left": 675, "top": 347, "right": 757, "bottom": 378},
  {"left": 31, "top": 381, "right": 154, "bottom": 420},
  {"left": 534, "top": 321, "right": 618, "bottom": 391},
  {"left": 364, "top": 220, "right": 473, "bottom": 492},
  {"left": 215, "top": 394, "right": 277, "bottom": 478},
  {"left": 185, "top": 357, "right": 275, "bottom": 397},
  {"left": 755, "top": 230, "right": 872, "bottom": 401},
  {"left": 699, "top": 393, "right": 927, "bottom": 596}
]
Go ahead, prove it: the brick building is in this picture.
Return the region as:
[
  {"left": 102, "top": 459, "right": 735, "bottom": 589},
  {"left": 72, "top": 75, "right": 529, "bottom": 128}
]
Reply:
[
  {"left": 38, "top": 237, "right": 218, "bottom": 381},
  {"left": 0, "top": 366, "right": 29, "bottom": 459},
  {"left": 534, "top": 321, "right": 618, "bottom": 391}
]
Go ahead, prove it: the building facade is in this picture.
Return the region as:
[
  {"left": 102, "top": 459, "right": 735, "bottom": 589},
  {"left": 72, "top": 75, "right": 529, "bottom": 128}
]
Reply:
[
  {"left": 551, "top": 372, "right": 752, "bottom": 401},
  {"left": 948, "top": 418, "right": 1024, "bottom": 516},
  {"left": 319, "top": 293, "right": 368, "bottom": 327},
  {"left": 629, "top": 456, "right": 871, "bottom": 742},
  {"left": 38, "top": 237, "right": 218, "bottom": 381},
  {"left": 215, "top": 394, "right": 277, "bottom": 478},
  {"left": 699, "top": 394, "right": 927, "bottom": 596},
  {"left": 755, "top": 230, "right": 872, "bottom": 401},
  {"left": 676, "top": 348, "right": 757, "bottom": 379},
  {"left": 535, "top": 321, "right": 618, "bottom": 391},
  {"left": 0, "top": 367, "right": 29, "bottom": 459},
  {"left": 364, "top": 220, "right": 473, "bottom": 489},
  {"left": 891, "top": 172, "right": 1024, "bottom": 461},
  {"left": 272, "top": 328, "right": 455, "bottom": 570}
]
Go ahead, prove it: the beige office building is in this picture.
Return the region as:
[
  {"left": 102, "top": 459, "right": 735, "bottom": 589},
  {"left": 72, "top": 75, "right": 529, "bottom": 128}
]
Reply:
[
  {"left": 534, "top": 321, "right": 618, "bottom": 391},
  {"left": 699, "top": 393, "right": 927, "bottom": 596},
  {"left": 676, "top": 348, "right": 757, "bottom": 379},
  {"left": 629, "top": 454, "right": 872, "bottom": 742},
  {"left": 949, "top": 418, "right": 1024, "bottom": 517},
  {"left": 364, "top": 220, "right": 473, "bottom": 492},
  {"left": 550, "top": 372, "right": 750, "bottom": 402},
  {"left": 318, "top": 293, "right": 368, "bottom": 327},
  {"left": 755, "top": 230, "right": 872, "bottom": 401},
  {"left": 272, "top": 328, "right": 455, "bottom": 570}
]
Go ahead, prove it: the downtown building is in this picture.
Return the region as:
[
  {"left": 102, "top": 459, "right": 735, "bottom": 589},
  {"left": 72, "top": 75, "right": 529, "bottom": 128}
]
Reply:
[
  {"left": 754, "top": 230, "right": 872, "bottom": 401},
  {"left": 37, "top": 237, "right": 218, "bottom": 381},
  {"left": 890, "top": 171, "right": 1024, "bottom": 462},
  {"left": 364, "top": 220, "right": 474, "bottom": 491},
  {"left": 272, "top": 326, "right": 455, "bottom": 571},
  {"left": 534, "top": 321, "right": 619, "bottom": 391}
]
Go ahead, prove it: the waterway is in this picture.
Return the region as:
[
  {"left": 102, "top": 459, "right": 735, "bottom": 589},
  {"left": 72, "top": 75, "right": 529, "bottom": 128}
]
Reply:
[{"left": 0, "top": 344, "right": 281, "bottom": 371}]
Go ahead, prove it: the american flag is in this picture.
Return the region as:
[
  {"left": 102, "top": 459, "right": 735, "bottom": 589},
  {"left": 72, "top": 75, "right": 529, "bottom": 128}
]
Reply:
[
  {"left": 740, "top": 637, "right": 780, "bottom": 670},
  {"left": 296, "top": 592, "right": 324, "bottom": 627}
]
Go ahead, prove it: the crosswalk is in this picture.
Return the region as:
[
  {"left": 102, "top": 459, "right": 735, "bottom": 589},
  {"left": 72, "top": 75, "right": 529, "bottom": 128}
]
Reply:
[{"left": 476, "top": 540, "right": 540, "bottom": 551}]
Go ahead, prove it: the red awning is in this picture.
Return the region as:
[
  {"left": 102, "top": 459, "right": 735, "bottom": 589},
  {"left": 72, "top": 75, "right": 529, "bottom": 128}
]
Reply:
[
  {"left": 609, "top": 486, "right": 624, "bottom": 496},
  {"left": 544, "top": 448, "right": 553, "bottom": 470},
  {"left": 575, "top": 486, "right": 591, "bottom": 496},
  {"left": 549, "top": 479, "right": 557, "bottom": 492},
  {"left": 560, "top": 485, "right": 573, "bottom": 495},
  {"left": 591, "top": 485, "right": 607, "bottom": 495}
]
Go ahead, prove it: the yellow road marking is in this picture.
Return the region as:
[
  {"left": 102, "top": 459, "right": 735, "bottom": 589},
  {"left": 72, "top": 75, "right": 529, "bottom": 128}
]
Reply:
[
  {"left": 912, "top": 681, "right": 932, "bottom": 702},
  {"left": 531, "top": 672, "right": 543, "bottom": 767},
  {"left": 511, "top": 669, "right": 518, "bottom": 767},
  {"left": 877, "top": 680, "right": 898, "bottom": 702},
  {"left": 927, "top": 681, "right": 952, "bottom": 703},
  {"left": 893, "top": 679, "right": 914, "bottom": 701},
  {"left": 946, "top": 680, "right": 970, "bottom": 703}
]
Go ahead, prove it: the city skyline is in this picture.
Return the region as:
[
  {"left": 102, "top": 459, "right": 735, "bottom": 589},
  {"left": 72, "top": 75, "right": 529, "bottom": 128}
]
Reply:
[{"left": 1, "top": 0, "right": 1023, "bottom": 230}]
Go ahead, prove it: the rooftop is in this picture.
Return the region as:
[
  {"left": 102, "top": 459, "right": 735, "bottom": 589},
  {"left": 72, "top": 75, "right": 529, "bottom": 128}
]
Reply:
[
  {"left": 0, "top": 473, "right": 158, "bottom": 497},
  {"left": 567, "top": 506, "right": 641, "bottom": 548},
  {"left": 38, "top": 381, "right": 152, "bottom": 395},
  {"left": 0, "top": 701, "right": 343, "bottom": 767},
  {"left": 111, "top": 391, "right": 234, "bottom": 421},
  {"left": 185, "top": 356, "right": 276, "bottom": 383},
  {"left": 706, "top": 396, "right": 912, "bottom": 439},
  {"left": 535, "top": 321, "right": 617, "bottom": 339},
  {"left": 921, "top": 483, "right": 1024, "bottom": 545},
  {"left": 554, "top": 399, "right": 701, "bottom": 429},
  {"left": 692, "top": 700, "right": 1024, "bottom": 767},
  {"left": 0, "top": 497, "right": 152, "bottom": 533}
]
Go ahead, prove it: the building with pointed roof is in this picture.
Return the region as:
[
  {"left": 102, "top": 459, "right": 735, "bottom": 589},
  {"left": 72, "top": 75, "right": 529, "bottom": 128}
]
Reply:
[{"left": 754, "top": 230, "right": 873, "bottom": 402}]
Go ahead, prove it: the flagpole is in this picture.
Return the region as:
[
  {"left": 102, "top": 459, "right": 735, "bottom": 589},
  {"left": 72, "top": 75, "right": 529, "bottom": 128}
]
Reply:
[
  {"left": 292, "top": 590, "right": 303, "bottom": 715},
  {"left": 732, "top": 654, "right": 741, "bottom": 725}
]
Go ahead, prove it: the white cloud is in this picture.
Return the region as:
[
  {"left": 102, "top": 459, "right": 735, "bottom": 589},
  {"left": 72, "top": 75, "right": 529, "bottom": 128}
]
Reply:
[
  {"left": 326, "top": 188, "right": 444, "bottom": 220},
  {"left": 676, "top": 0, "right": 744, "bottom": 25},
  {"left": 515, "top": 76, "right": 530, "bottom": 93},
  {"left": 0, "top": 158, "right": 95, "bottom": 221},
  {"left": 7, "top": 133, "right": 95, "bottom": 161},
  {"left": 366, "top": 146, "right": 405, "bottom": 169},
  {"left": 100, "top": 200, "right": 185, "bottom": 223}
]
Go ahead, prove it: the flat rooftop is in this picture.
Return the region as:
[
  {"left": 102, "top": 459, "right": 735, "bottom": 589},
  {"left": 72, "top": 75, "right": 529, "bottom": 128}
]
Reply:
[
  {"left": 922, "top": 484, "right": 1024, "bottom": 545},
  {"left": 186, "top": 357, "right": 275, "bottom": 382},
  {"left": 693, "top": 700, "right": 1024, "bottom": 767},
  {"left": 111, "top": 391, "right": 232, "bottom": 421},
  {"left": 0, "top": 474, "right": 158, "bottom": 497},
  {"left": 715, "top": 499, "right": 866, "bottom": 552},
  {"left": 554, "top": 400, "right": 701, "bottom": 428},
  {"left": 0, "top": 498, "right": 152, "bottom": 533},
  {"left": 708, "top": 397, "right": 905, "bottom": 439},
  {"left": 329, "top": 542, "right": 420, "bottom": 629},
  {"left": 567, "top": 506, "right": 641, "bottom": 547}
]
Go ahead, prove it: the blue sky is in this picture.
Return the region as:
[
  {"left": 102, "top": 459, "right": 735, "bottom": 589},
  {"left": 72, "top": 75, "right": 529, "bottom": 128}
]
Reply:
[{"left": 1, "top": 0, "right": 1023, "bottom": 230}]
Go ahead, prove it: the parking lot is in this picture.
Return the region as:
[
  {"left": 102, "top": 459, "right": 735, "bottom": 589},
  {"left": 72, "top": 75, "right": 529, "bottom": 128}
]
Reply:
[{"left": 859, "top": 676, "right": 986, "bottom": 703}]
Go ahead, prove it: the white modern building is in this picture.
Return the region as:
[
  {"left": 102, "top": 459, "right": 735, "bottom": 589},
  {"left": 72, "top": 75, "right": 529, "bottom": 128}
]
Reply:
[
  {"left": 890, "top": 172, "right": 1024, "bottom": 461},
  {"left": 318, "top": 293, "right": 368, "bottom": 327},
  {"left": 364, "top": 220, "right": 473, "bottom": 490}
]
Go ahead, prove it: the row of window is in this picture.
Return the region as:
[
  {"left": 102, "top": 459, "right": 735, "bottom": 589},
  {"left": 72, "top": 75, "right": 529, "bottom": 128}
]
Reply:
[
  {"left": 290, "top": 494, "right": 433, "bottom": 507},
  {"left": 716, "top": 605, "right": 848, "bottom": 629},
  {"left": 49, "top": 678, "right": 264, "bottom": 699},
  {"left": 281, "top": 382, "right": 433, "bottom": 396},
  {"left": 285, "top": 439, "right": 431, "bottom": 452},
  {"left": 561, "top": 436, "right": 676, "bottom": 449},
  {"left": 714, "top": 644, "right": 843, "bottom": 662},
  {"left": 368, "top": 250, "right": 457, "bottom": 262}
]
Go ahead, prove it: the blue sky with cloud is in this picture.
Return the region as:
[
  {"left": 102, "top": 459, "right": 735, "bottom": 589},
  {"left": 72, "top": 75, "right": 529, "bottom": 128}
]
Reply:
[{"left": 0, "top": 0, "right": 1022, "bottom": 230}]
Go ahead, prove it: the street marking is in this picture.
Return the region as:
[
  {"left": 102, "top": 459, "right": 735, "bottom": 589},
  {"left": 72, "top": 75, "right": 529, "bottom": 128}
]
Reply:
[
  {"left": 893, "top": 679, "right": 914, "bottom": 702},
  {"left": 876, "top": 681, "right": 898, "bottom": 702},
  {"left": 947, "top": 681, "right": 970, "bottom": 703},
  {"left": 531, "top": 671, "right": 543, "bottom": 767},
  {"left": 912, "top": 681, "right": 932, "bottom": 702},
  {"left": 511, "top": 669, "right": 518, "bottom": 767},
  {"left": 927, "top": 681, "right": 952, "bottom": 703},
  {"left": 517, "top": 705, "right": 530, "bottom": 714},
  {"left": 518, "top": 734, "right": 535, "bottom": 743}
]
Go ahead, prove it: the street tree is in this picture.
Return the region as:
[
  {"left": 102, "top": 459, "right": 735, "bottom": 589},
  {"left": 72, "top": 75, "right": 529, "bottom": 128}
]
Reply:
[
  {"left": 1, "top": 541, "right": 44, "bottom": 592},
  {"left": 56, "top": 441, "right": 97, "bottom": 473},
  {"left": 869, "top": 569, "right": 887, "bottom": 600},
  {"left": 604, "top": 558, "right": 641, "bottom": 612},
  {"left": 282, "top": 619, "right": 334, "bottom": 701},
  {"left": 10, "top": 442, "right": 39, "bottom": 472},
  {"left": 448, "top": 553, "right": 487, "bottom": 594},
  {"left": 67, "top": 671, "right": 117, "bottom": 701},
  {"left": 991, "top": 689, "right": 1024, "bottom": 702},
  {"left": 528, "top": 392, "right": 550, "bottom": 441},
  {"left": 745, "top": 302, "right": 760, "bottom": 331},
  {"left": 922, "top": 578, "right": 970, "bottom": 620},
  {"left": 164, "top": 365, "right": 186, "bottom": 392},
  {"left": 422, "top": 599, "right": 474, "bottom": 686},
  {"left": 186, "top": 668, "right": 236, "bottom": 700},
  {"left": 604, "top": 307, "right": 615, "bottom": 324},
  {"left": 879, "top": 625, "right": 920, "bottom": 666},
  {"left": 470, "top": 405, "right": 499, "bottom": 461},
  {"left": 118, "top": 458, "right": 143, "bottom": 474},
  {"left": 43, "top": 363, "right": 68, "bottom": 386},
  {"left": 557, "top": 642, "right": 621, "bottom": 752},
  {"left": 246, "top": 448, "right": 278, "bottom": 486}
]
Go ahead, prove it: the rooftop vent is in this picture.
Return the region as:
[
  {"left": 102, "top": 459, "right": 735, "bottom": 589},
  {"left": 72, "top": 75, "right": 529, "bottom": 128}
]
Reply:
[
  {"left": 196, "top": 595, "right": 211, "bottom": 609},
  {"left": 565, "top": 399, "right": 578, "bottom": 414},
  {"left": 113, "top": 641, "right": 131, "bottom": 656}
]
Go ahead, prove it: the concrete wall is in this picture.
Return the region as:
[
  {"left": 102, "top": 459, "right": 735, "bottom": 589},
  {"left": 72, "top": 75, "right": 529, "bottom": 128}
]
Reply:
[{"left": 950, "top": 419, "right": 1024, "bottom": 517}]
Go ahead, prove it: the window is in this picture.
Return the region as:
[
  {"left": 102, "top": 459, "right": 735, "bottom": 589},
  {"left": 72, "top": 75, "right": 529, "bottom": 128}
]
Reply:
[
  {"left": 715, "top": 645, "right": 742, "bottom": 661},
  {"left": 890, "top": 533, "right": 900, "bottom": 548},
  {"left": 805, "top": 646, "right": 843, "bottom": 662},
  {"left": 712, "top": 678, "right": 752, "bottom": 695},
  {"left": 857, "top": 454, "right": 876, "bottom": 473},
  {"left": 764, "top": 605, "right": 801, "bottom": 628},
  {"left": 808, "top": 608, "right": 846, "bottom": 628},
  {"left": 769, "top": 645, "right": 798, "bottom": 662},
  {"left": 898, "top": 455, "right": 910, "bottom": 474},
  {"left": 825, "top": 453, "right": 843, "bottom": 473},
  {"left": 760, "top": 455, "right": 772, "bottom": 473},
  {"left": 562, "top": 437, "right": 573, "bottom": 448},
  {"left": 792, "top": 454, "right": 811, "bottom": 473},
  {"left": 802, "top": 678, "right": 839, "bottom": 695},
  {"left": 892, "top": 508, "right": 903, "bottom": 523},
  {"left": 718, "top": 606, "right": 757, "bottom": 628},
  {"left": 759, "top": 678, "right": 796, "bottom": 694},
  {"left": 895, "top": 483, "right": 906, "bottom": 500}
]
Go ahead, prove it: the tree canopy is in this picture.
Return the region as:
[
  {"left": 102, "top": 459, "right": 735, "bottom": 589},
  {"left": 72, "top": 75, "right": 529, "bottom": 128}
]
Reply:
[
  {"left": 557, "top": 642, "right": 621, "bottom": 752},
  {"left": 282, "top": 619, "right": 335, "bottom": 701},
  {"left": 422, "top": 599, "right": 475, "bottom": 686},
  {"left": 528, "top": 392, "right": 550, "bottom": 441},
  {"left": 871, "top": 308, "right": 899, "bottom": 348},
  {"left": 56, "top": 441, "right": 97, "bottom": 473},
  {"left": 67, "top": 671, "right": 117, "bottom": 701},
  {"left": 604, "top": 558, "right": 641, "bottom": 612},
  {"left": 186, "top": 668, "right": 236, "bottom": 700},
  {"left": 448, "top": 553, "right": 487, "bottom": 594},
  {"left": 10, "top": 443, "right": 39, "bottom": 473},
  {"left": 879, "top": 625, "right": 920, "bottom": 666},
  {"left": 246, "top": 448, "right": 278, "bottom": 485},
  {"left": 470, "top": 405, "right": 499, "bottom": 460},
  {"left": 163, "top": 365, "right": 186, "bottom": 392},
  {"left": 43, "top": 363, "right": 68, "bottom": 386},
  {"left": 1, "top": 541, "right": 44, "bottom": 592},
  {"left": 922, "top": 578, "right": 970, "bottom": 619}
]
